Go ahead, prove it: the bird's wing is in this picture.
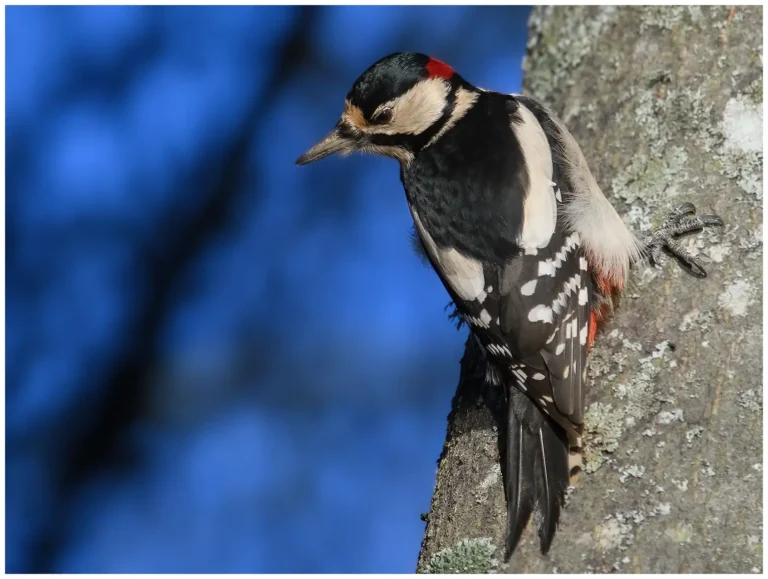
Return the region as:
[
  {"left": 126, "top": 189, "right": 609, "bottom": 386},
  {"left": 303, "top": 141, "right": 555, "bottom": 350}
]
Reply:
[
  {"left": 513, "top": 93, "right": 641, "bottom": 286},
  {"left": 410, "top": 98, "right": 593, "bottom": 428}
]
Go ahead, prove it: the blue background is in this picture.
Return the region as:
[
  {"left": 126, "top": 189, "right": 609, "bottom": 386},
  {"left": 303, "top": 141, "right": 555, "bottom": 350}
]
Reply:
[{"left": 6, "top": 6, "right": 530, "bottom": 573}]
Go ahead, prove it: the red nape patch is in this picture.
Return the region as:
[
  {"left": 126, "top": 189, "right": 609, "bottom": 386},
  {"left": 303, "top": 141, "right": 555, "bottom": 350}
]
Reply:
[{"left": 426, "top": 57, "right": 454, "bottom": 80}]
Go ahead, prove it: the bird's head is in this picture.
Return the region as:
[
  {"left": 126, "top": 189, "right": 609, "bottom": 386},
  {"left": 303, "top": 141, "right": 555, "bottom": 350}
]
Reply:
[{"left": 297, "top": 52, "right": 475, "bottom": 167}]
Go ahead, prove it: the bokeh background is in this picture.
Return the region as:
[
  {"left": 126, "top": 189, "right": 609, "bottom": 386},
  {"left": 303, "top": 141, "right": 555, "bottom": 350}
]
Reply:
[{"left": 6, "top": 6, "right": 531, "bottom": 573}]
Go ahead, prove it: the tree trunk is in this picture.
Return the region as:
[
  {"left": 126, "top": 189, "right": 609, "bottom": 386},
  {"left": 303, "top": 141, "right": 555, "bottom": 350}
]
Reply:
[{"left": 417, "top": 6, "right": 762, "bottom": 573}]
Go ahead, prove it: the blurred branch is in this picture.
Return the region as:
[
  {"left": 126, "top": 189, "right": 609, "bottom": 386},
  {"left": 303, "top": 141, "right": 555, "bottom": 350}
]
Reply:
[{"left": 34, "top": 6, "right": 320, "bottom": 572}]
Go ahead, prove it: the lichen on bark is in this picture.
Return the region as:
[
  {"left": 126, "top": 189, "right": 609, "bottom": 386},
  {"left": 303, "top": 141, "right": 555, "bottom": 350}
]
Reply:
[{"left": 417, "top": 6, "right": 762, "bottom": 574}]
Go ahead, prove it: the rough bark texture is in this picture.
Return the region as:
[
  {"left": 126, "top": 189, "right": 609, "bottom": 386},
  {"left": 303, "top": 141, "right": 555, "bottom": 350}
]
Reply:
[{"left": 417, "top": 6, "right": 762, "bottom": 574}]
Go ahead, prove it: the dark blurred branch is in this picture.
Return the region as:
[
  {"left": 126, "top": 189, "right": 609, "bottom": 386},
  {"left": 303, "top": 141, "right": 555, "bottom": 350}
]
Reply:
[{"left": 34, "top": 6, "right": 319, "bottom": 572}]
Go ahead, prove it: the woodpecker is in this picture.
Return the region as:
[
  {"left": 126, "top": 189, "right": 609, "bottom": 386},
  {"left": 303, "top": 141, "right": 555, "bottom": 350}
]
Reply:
[{"left": 297, "top": 52, "right": 723, "bottom": 559}]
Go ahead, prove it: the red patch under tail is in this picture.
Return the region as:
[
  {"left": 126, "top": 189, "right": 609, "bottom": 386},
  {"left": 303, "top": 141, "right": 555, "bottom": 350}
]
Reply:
[{"left": 587, "top": 266, "right": 626, "bottom": 353}]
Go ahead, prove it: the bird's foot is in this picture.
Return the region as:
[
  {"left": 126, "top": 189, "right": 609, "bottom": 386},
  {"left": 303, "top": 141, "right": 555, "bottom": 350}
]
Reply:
[{"left": 644, "top": 202, "right": 724, "bottom": 278}]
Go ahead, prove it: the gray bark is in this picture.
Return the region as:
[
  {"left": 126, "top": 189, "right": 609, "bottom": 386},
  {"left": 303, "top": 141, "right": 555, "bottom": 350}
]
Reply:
[{"left": 417, "top": 6, "right": 762, "bottom": 573}]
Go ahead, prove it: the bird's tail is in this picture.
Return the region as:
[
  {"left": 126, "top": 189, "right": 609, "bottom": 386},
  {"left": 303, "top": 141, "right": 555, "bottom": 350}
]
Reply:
[{"left": 504, "top": 384, "right": 570, "bottom": 559}]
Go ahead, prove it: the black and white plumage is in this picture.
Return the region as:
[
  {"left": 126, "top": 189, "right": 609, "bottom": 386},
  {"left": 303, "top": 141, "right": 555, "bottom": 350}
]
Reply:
[
  {"left": 296, "top": 52, "right": 719, "bottom": 560},
  {"left": 402, "top": 88, "right": 603, "bottom": 556}
]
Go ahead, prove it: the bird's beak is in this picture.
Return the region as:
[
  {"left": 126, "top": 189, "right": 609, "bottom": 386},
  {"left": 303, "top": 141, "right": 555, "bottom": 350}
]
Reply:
[{"left": 296, "top": 125, "right": 356, "bottom": 165}]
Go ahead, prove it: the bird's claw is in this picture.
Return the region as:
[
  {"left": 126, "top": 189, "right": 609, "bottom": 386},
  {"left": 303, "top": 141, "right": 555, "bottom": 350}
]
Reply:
[{"left": 644, "top": 202, "right": 725, "bottom": 278}]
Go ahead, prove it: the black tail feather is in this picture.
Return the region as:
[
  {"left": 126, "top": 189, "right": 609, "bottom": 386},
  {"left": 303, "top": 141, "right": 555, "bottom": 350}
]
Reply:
[
  {"left": 504, "top": 411, "right": 536, "bottom": 558},
  {"left": 534, "top": 417, "right": 569, "bottom": 553},
  {"left": 504, "top": 385, "right": 570, "bottom": 559}
]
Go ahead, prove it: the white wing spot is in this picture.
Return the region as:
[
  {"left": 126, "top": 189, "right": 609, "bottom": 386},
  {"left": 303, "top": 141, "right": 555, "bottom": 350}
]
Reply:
[
  {"left": 578, "top": 286, "right": 588, "bottom": 306},
  {"left": 520, "top": 279, "right": 538, "bottom": 296},
  {"left": 538, "top": 259, "right": 555, "bottom": 277},
  {"left": 563, "top": 365, "right": 570, "bottom": 379},
  {"left": 532, "top": 373, "right": 546, "bottom": 380},
  {"left": 580, "top": 256, "right": 588, "bottom": 271},
  {"left": 555, "top": 342, "right": 566, "bottom": 355},
  {"left": 480, "top": 309, "right": 492, "bottom": 325},
  {"left": 528, "top": 305, "right": 553, "bottom": 323},
  {"left": 580, "top": 322, "right": 588, "bottom": 345},
  {"left": 486, "top": 285, "right": 493, "bottom": 292},
  {"left": 524, "top": 246, "right": 539, "bottom": 256},
  {"left": 542, "top": 394, "right": 554, "bottom": 403},
  {"left": 539, "top": 232, "right": 582, "bottom": 280},
  {"left": 551, "top": 273, "right": 581, "bottom": 315},
  {"left": 555, "top": 188, "right": 563, "bottom": 203}
]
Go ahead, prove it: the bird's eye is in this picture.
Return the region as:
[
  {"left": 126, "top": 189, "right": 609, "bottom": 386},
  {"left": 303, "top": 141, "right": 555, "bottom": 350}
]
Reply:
[{"left": 372, "top": 107, "right": 394, "bottom": 124}]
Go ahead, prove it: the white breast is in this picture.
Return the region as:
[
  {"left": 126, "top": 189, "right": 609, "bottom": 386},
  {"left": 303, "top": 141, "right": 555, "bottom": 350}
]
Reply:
[{"left": 409, "top": 204, "right": 487, "bottom": 303}]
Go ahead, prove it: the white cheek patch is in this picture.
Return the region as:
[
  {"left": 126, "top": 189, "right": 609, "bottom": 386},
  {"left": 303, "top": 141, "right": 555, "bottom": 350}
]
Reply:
[
  {"left": 513, "top": 103, "right": 557, "bottom": 251},
  {"left": 371, "top": 78, "right": 450, "bottom": 137},
  {"left": 410, "top": 205, "right": 485, "bottom": 302}
]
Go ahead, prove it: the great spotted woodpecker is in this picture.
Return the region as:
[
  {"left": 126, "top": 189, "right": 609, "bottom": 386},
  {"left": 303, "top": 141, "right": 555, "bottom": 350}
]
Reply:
[{"left": 297, "top": 52, "right": 723, "bottom": 559}]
